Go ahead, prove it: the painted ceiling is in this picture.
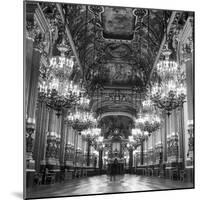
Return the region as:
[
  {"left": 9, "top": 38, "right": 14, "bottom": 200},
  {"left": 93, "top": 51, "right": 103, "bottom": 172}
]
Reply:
[{"left": 31, "top": 2, "right": 190, "bottom": 136}]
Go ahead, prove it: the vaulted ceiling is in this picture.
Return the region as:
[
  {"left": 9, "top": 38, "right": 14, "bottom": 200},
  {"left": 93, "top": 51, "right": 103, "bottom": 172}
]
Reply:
[{"left": 27, "top": 2, "right": 191, "bottom": 138}]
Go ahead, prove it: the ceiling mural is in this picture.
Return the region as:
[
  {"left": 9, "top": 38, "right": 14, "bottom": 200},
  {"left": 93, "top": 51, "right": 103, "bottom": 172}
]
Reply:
[
  {"left": 105, "top": 43, "right": 131, "bottom": 58},
  {"left": 34, "top": 2, "right": 189, "bottom": 121},
  {"left": 102, "top": 7, "right": 135, "bottom": 40}
]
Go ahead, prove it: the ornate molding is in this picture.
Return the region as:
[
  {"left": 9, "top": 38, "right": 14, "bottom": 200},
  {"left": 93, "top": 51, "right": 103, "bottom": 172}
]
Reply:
[{"left": 99, "top": 112, "right": 135, "bottom": 121}]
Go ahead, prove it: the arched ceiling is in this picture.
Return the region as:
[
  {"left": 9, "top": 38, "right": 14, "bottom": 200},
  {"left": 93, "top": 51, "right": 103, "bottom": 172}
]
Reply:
[
  {"left": 59, "top": 4, "right": 172, "bottom": 118},
  {"left": 35, "top": 2, "right": 191, "bottom": 122}
]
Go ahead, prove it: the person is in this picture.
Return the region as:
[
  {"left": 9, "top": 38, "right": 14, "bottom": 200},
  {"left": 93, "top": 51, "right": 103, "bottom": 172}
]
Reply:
[{"left": 110, "top": 158, "right": 118, "bottom": 181}]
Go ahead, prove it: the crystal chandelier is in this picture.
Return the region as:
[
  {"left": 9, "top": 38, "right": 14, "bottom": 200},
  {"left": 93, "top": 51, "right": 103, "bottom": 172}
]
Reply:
[
  {"left": 131, "top": 128, "right": 149, "bottom": 143},
  {"left": 48, "top": 37, "right": 74, "bottom": 80},
  {"left": 127, "top": 136, "right": 138, "bottom": 149},
  {"left": 135, "top": 113, "right": 161, "bottom": 135},
  {"left": 156, "top": 45, "right": 179, "bottom": 80},
  {"left": 82, "top": 128, "right": 101, "bottom": 138},
  {"left": 38, "top": 78, "right": 81, "bottom": 113},
  {"left": 76, "top": 94, "right": 90, "bottom": 109},
  {"left": 150, "top": 44, "right": 186, "bottom": 115},
  {"left": 67, "top": 109, "right": 97, "bottom": 132},
  {"left": 151, "top": 79, "right": 186, "bottom": 115}
]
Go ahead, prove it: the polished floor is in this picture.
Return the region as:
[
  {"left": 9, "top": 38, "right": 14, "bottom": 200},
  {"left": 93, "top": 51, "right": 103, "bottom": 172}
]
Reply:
[{"left": 27, "top": 174, "right": 194, "bottom": 198}]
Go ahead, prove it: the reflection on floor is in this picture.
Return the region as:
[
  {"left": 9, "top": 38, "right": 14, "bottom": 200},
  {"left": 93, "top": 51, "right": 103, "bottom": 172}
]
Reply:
[{"left": 27, "top": 174, "right": 194, "bottom": 198}]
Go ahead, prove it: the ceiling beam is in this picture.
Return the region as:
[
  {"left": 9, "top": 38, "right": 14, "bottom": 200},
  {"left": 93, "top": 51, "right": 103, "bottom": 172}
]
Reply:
[
  {"left": 56, "top": 3, "right": 83, "bottom": 76},
  {"left": 149, "top": 11, "right": 177, "bottom": 81}
]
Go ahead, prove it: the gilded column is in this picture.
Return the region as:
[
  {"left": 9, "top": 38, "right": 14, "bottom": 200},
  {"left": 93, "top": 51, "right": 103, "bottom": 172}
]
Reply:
[
  {"left": 46, "top": 109, "right": 57, "bottom": 169},
  {"left": 26, "top": 41, "right": 42, "bottom": 169},
  {"left": 59, "top": 112, "right": 67, "bottom": 168}
]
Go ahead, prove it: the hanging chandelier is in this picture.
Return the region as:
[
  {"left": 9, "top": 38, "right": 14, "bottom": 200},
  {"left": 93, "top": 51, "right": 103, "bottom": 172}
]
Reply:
[
  {"left": 150, "top": 43, "right": 186, "bottom": 115},
  {"left": 131, "top": 128, "right": 149, "bottom": 144},
  {"left": 142, "top": 89, "right": 155, "bottom": 112},
  {"left": 67, "top": 109, "right": 97, "bottom": 132},
  {"left": 127, "top": 135, "right": 138, "bottom": 149},
  {"left": 76, "top": 94, "right": 90, "bottom": 109},
  {"left": 156, "top": 45, "right": 179, "bottom": 80},
  {"left": 82, "top": 128, "right": 101, "bottom": 138},
  {"left": 135, "top": 113, "right": 161, "bottom": 134},
  {"left": 48, "top": 37, "right": 74, "bottom": 81},
  {"left": 151, "top": 79, "right": 186, "bottom": 115},
  {"left": 37, "top": 34, "right": 85, "bottom": 114},
  {"left": 38, "top": 78, "right": 82, "bottom": 113}
]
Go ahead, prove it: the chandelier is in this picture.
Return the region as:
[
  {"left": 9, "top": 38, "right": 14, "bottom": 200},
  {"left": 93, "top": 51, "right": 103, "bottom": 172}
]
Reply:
[
  {"left": 150, "top": 44, "right": 186, "bottom": 115},
  {"left": 76, "top": 94, "right": 90, "bottom": 109},
  {"left": 38, "top": 78, "right": 81, "bottom": 114},
  {"left": 48, "top": 37, "right": 74, "bottom": 80},
  {"left": 151, "top": 80, "right": 186, "bottom": 115},
  {"left": 37, "top": 35, "right": 84, "bottom": 114},
  {"left": 131, "top": 128, "right": 149, "bottom": 143},
  {"left": 156, "top": 45, "right": 179, "bottom": 80},
  {"left": 142, "top": 89, "right": 155, "bottom": 112},
  {"left": 82, "top": 128, "right": 101, "bottom": 138},
  {"left": 135, "top": 113, "right": 161, "bottom": 134},
  {"left": 127, "top": 136, "right": 138, "bottom": 149},
  {"left": 67, "top": 109, "right": 97, "bottom": 132}
]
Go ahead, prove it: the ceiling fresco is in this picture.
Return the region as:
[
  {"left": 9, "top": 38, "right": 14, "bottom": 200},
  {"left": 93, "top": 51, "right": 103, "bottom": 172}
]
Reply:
[
  {"left": 36, "top": 2, "right": 189, "bottom": 123},
  {"left": 102, "top": 7, "right": 135, "bottom": 40}
]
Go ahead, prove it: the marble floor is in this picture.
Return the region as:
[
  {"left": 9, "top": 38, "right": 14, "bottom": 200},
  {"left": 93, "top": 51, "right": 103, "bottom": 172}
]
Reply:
[{"left": 26, "top": 174, "right": 194, "bottom": 199}]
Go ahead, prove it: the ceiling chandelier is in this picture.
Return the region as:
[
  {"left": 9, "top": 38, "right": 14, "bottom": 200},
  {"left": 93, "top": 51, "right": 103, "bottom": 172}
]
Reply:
[
  {"left": 48, "top": 37, "right": 74, "bottom": 80},
  {"left": 38, "top": 78, "right": 81, "bottom": 114},
  {"left": 127, "top": 135, "right": 138, "bottom": 149},
  {"left": 76, "top": 94, "right": 90, "bottom": 109},
  {"left": 156, "top": 45, "right": 179, "bottom": 80},
  {"left": 151, "top": 80, "right": 186, "bottom": 115},
  {"left": 67, "top": 109, "right": 97, "bottom": 132},
  {"left": 81, "top": 128, "right": 101, "bottom": 138},
  {"left": 131, "top": 128, "right": 149, "bottom": 144},
  {"left": 135, "top": 113, "right": 161, "bottom": 135},
  {"left": 150, "top": 44, "right": 186, "bottom": 115}
]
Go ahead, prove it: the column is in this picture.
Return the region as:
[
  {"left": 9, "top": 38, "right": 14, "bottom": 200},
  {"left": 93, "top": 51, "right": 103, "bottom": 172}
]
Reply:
[
  {"left": 87, "top": 138, "right": 91, "bottom": 166},
  {"left": 129, "top": 148, "right": 133, "bottom": 171},
  {"left": 40, "top": 106, "right": 50, "bottom": 169},
  {"left": 60, "top": 112, "right": 67, "bottom": 168},
  {"left": 26, "top": 42, "right": 42, "bottom": 170},
  {"left": 140, "top": 139, "right": 144, "bottom": 165},
  {"left": 163, "top": 114, "right": 168, "bottom": 163},
  {"left": 99, "top": 149, "right": 103, "bottom": 170},
  {"left": 25, "top": 38, "right": 34, "bottom": 115},
  {"left": 34, "top": 101, "right": 45, "bottom": 171},
  {"left": 45, "top": 109, "right": 57, "bottom": 169}
]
